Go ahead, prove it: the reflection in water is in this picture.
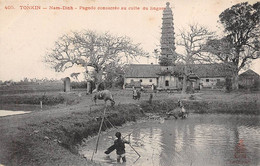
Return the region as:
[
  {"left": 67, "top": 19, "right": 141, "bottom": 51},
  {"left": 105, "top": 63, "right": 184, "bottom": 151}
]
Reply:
[{"left": 81, "top": 114, "right": 260, "bottom": 166}]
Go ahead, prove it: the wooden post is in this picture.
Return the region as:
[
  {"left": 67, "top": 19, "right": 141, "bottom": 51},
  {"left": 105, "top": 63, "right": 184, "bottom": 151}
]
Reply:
[
  {"left": 91, "top": 106, "right": 107, "bottom": 161},
  {"left": 64, "top": 77, "right": 71, "bottom": 92},
  {"left": 128, "top": 144, "right": 141, "bottom": 157}
]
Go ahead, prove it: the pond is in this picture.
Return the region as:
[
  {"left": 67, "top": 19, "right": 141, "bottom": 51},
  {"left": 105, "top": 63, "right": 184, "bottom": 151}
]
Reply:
[
  {"left": 0, "top": 110, "right": 31, "bottom": 117},
  {"left": 80, "top": 114, "right": 260, "bottom": 166}
]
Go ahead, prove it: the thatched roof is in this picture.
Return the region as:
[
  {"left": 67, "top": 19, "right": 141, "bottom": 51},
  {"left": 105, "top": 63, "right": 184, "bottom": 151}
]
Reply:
[
  {"left": 124, "top": 64, "right": 162, "bottom": 78},
  {"left": 239, "top": 69, "right": 260, "bottom": 78},
  {"left": 191, "top": 63, "right": 233, "bottom": 78},
  {"left": 125, "top": 63, "right": 233, "bottom": 78}
]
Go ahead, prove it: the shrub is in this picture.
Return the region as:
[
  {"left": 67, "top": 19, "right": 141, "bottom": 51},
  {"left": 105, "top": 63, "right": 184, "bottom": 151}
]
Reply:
[{"left": 71, "top": 81, "right": 87, "bottom": 89}]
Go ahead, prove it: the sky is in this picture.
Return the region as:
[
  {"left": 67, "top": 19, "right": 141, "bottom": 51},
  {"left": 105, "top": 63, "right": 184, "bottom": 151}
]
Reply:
[{"left": 0, "top": 0, "right": 259, "bottom": 81}]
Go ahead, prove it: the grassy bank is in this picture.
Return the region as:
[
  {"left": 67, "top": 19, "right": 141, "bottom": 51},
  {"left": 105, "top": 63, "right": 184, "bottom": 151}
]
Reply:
[
  {"left": 0, "top": 91, "right": 85, "bottom": 110},
  {"left": 0, "top": 90, "right": 259, "bottom": 166},
  {"left": 141, "top": 98, "right": 259, "bottom": 115},
  {"left": 0, "top": 103, "right": 144, "bottom": 166}
]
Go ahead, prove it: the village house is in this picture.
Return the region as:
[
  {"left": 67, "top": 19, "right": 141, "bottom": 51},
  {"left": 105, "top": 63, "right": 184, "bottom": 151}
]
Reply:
[
  {"left": 124, "top": 63, "right": 233, "bottom": 91},
  {"left": 239, "top": 69, "right": 260, "bottom": 90},
  {"left": 192, "top": 63, "right": 233, "bottom": 89}
]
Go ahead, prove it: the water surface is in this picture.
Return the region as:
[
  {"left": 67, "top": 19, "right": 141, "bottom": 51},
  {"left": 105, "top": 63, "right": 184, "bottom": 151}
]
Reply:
[
  {"left": 81, "top": 114, "right": 260, "bottom": 166},
  {"left": 0, "top": 110, "right": 30, "bottom": 117}
]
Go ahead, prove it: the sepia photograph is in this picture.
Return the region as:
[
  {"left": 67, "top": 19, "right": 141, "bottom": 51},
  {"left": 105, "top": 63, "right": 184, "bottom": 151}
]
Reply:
[{"left": 0, "top": 0, "right": 259, "bottom": 165}]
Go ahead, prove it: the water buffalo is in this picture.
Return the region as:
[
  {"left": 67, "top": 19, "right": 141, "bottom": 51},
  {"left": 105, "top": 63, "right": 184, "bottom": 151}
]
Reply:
[
  {"left": 92, "top": 89, "right": 115, "bottom": 106},
  {"left": 166, "top": 107, "right": 187, "bottom": 119}
]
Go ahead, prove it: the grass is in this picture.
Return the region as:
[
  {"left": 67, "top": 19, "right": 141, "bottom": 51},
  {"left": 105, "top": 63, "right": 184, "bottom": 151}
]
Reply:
[
  {"left": 0, "top": 82, "right": 63, "bottom": 94},
  {"left": 0, "top": 91, "right": 86, "bottom": 108}
]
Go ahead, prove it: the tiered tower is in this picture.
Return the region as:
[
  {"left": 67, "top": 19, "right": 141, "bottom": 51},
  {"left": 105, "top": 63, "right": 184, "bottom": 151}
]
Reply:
[{"left": 159, "top": 2, "right": 177, "bottom": 66}]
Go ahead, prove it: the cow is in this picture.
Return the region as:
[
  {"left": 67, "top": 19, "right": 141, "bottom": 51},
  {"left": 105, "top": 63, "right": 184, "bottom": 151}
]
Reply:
[{"left": 92, "top": 89, "right": 115, "bottom": 106}]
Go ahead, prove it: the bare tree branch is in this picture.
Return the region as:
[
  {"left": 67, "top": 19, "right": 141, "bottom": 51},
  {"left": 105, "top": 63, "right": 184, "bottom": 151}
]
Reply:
[
  {"left": 45, "top": 30, "right": 148, "bottom": 88},
  {"left": 176, "top": 24, "right": 215, "bottom": 93}
]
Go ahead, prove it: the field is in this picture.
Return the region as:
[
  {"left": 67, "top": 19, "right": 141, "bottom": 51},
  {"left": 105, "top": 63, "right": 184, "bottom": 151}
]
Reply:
[
  {"left": 0, "top": 82, "right": 86, "bottom": 111},
  {"left": 0, "top": 82, "right": 63, "bottom": 94},
  {"left": 0, "top": 83, "right": 259, "bottom": 166},
  {"left": 0, "top": 83, "right": 259, "bottom": 113}
]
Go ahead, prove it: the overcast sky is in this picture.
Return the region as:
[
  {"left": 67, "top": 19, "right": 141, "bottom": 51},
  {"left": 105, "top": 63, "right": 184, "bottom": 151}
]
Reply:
[{"left": 0, "top": 0, "right": 259, "bottom": 81}]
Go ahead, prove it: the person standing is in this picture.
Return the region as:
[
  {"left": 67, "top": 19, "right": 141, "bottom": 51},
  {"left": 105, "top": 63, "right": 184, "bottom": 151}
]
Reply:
[
  {"left": 105, "top": 132, "right": 129, "bottom": 163},
  {"left": 133, "top": 87, "right": 137, "bottom": 100}
]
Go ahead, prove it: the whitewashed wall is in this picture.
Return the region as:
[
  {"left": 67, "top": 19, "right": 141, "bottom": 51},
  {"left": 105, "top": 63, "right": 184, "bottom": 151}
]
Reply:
[
  {"left": 158, "top": 76, "right": 178, "bottom": 89},
  {"left": 200, "top": 77, "right": 225, "bottom": 88},
  {"left": 125, "top": 77, "right": 158, "bottom": 86}
]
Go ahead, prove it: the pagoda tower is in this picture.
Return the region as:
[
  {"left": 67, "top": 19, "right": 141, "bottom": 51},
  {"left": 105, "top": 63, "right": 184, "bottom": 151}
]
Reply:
[{"left": 159, "top": 2, "right": 178, "bottom": 66}]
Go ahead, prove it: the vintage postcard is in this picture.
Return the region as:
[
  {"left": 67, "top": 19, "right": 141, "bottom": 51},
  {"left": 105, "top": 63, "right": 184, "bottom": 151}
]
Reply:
[{"left": 0, "top": 0, "right": 259, "bottom": 166}]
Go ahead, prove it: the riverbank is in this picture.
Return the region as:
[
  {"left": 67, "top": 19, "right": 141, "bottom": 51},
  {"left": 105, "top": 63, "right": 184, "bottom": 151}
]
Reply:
[
  {"left": 0, "top": 91, "right": 259, "bottom": 166},
  {"left": 141, "top": 97, "right": 259, "bottom": 115}
]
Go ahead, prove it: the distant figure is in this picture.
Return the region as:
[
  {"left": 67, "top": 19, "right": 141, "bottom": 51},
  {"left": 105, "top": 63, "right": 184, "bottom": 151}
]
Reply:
[
  {"left": 133, "top": 88, "right": 141, "bottom": 100},
  {"left": 140, "top": 86, "right": 144, "bottom": 92},
  {"left": 179, "top": 104, "right": 187, "bottom": 119},
  {"left": 149, "top": 93, "right": 153, "bottom": 104},
  {"left": 105, "top": 132, "right": 130, "bottom": 163},
  {"left": 132, "top": 86, "right": 135, "bottom": 91},
  {"left": 133, "top": 87, "right": 138, "bottom": 100},
  {"left": 177, "top": 100, "right": 187, "bottom": 119},
  {"left": 152, "top": 84, "right": 157, "bottom": 93},
  {"left": 154, "top": 85, "right": 157, "bottom": 92},
  {"left": 92, "top": 89, "right": 115, "bottom": 106},
  {"left": 151, "top": 84, "right": 154, "bottom": 91},
  {"left": 136, "top": 90, "right": 141, "bottom": 100}
]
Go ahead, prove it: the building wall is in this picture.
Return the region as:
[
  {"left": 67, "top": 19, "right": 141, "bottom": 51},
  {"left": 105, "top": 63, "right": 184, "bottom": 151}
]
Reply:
[
  {"left": 239, "top": 76, "right": 260, "bottom": 88},
  {"left": 125, "top": 76, "right": 225, "bottom": 90},
  {"left": 239, "top": 78, "right": 255, "bottom": 87},
  {"left": 200, "top": 77, "right": 225, "bottom": 88},
  {"left": 125, "top": 77, "right": 158, "bottom": 86},
  {"left": 188, "top": 79, "right": 200, "bottom": 90},
  {"left": 158, "top": 75, "right": 178, "bottom": 89}
]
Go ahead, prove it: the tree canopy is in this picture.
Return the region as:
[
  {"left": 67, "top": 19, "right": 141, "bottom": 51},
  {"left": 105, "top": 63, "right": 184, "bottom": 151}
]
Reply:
[
  {"left": 205, "top": 2, "right": 260, "bottom": 89},
  {"left": 45, "top": 30, "right": 147, "bottom": 88}
]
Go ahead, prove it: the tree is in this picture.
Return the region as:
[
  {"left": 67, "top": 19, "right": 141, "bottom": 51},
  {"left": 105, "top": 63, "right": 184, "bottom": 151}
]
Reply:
[
  {"left": 205, "top": 2, "right": 260, "bottom": 90},
  {"left": 45, "top": 30, "right": 147, "bottom": 89},
  {"left": 103, "top": 61, "right": 125, "bottom": 88},
  {"left": 177, "top": 24, "right": 214, "bottom": 93}
]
